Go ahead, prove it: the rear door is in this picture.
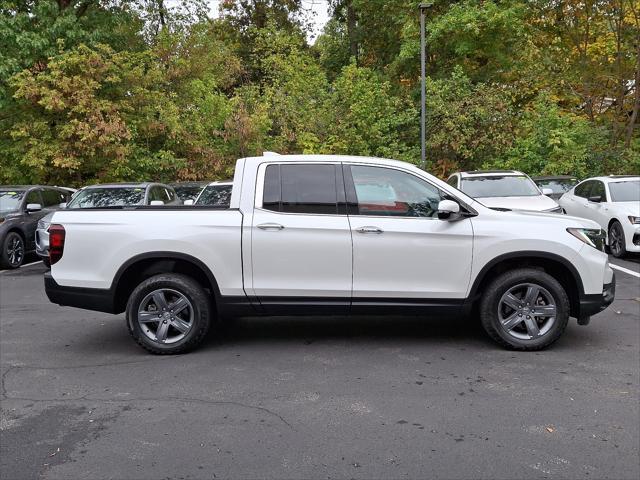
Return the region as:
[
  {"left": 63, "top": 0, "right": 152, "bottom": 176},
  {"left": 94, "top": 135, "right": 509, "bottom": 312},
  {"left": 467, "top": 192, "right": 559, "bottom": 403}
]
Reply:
[
  {"left": 250, "top": 162, "right": 352, "bottom": 313},
  {"left": 345, "top": 164, "right": 474, "bottom": 303}
]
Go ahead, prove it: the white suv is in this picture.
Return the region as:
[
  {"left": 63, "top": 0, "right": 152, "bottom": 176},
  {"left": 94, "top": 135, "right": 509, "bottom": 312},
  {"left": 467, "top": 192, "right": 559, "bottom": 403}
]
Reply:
[
  {"left": 559, "top": 176, "right": 640, "bottom": 257},
  {"left": 447, "top": 170, "right": 562, "bottom": 213}
]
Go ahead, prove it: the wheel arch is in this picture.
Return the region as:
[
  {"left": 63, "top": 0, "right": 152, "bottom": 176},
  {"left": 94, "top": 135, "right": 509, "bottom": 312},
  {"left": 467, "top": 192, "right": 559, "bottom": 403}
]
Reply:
[
  {"left": 468, "top": 251, "right": 584, "bottom": 318},
  {"left": 111, "top": 252, "right": 222, "bottom": 314}
]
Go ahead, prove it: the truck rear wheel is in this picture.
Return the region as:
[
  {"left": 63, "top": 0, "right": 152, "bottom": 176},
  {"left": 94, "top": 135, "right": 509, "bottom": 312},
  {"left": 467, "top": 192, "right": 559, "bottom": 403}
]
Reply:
[
  {"left": 479, "top": 268, "right": 569, "bottom": 351},
  {"left": 126, "top": 273, "right": 212, "bottom": 354}
]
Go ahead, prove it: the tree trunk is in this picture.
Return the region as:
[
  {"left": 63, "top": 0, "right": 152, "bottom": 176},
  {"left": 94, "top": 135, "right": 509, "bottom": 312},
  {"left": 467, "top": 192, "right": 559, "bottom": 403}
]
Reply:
[
  {"left": 346, "top": 1, "right": 358, "bottom": 63},
  {"left": 624, "top": 43, "right": 640, "bottom": 148}
]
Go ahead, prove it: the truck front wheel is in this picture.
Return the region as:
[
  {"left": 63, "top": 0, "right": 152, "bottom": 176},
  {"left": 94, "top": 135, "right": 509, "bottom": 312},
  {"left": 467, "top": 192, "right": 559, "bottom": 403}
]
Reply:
[
  {"left": 479, "top": 268, "right": 570, "bottom": 350},
  {"left": 126, "top": 273, "right": 212, "bottom": 354}
]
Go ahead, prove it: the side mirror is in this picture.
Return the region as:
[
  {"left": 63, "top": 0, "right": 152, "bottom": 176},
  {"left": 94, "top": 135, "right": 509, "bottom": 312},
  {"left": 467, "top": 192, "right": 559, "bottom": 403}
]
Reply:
[
  {"left": 588, "top": 195, "right": 602, "bottom": 203},
  {"left": 26, "top": 203, "right": 42, "bottom": 212},
  {"left": 437, "top": 199, "right": 460, "bottom": 220},
  {"left": 542, "top": 188, "right": 554, "bottom": 196},
  {"left": 149, "top": 200, "right": 165, "bottom": 206},
  {"left": 59, "top": 202, "right": 67, "bottom": 209},
  {"left": 183, "top": 199, "right": 194, "bottom": 206}
]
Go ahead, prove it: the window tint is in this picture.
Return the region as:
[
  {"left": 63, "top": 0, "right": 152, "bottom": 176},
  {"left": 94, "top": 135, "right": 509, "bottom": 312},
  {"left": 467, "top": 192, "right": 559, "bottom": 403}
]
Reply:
[
  {"left": 262, "top": 164, "right": 338, "bottom": 214},
  {"left": 349, "top": 166, "right": 442, "bottom": 217},
  {"left": 147, "top": 186, "right": 165, "bottom": 203},
  {"left": 196, "top": 185, "right": 233, "bottom": 207},
  {"left": 25, "top": 190, "right": 42, "bottom": 206},
  {"left": 447, "top": 176, "right": 458, "bottom": 187},
  {"left": 574, "top": 181, "right": 593, "bottom": 198},
  {"left": 590, "top": 181, "right": 606, "bottom": 201},
  {"left": 41, "top": 189, "right": 65, "bottom": 207}
]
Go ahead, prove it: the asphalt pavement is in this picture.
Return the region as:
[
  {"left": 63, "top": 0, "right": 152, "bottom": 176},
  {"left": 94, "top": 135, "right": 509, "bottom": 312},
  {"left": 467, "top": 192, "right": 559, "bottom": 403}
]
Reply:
[{"left": 1, "top": 257, "right": 638, "bottom": 479}]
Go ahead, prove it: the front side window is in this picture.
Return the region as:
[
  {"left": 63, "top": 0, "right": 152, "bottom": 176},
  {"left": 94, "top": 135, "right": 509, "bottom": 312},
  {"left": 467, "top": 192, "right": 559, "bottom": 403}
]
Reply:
[
  {"left": 461, "top": 175, "right": 540, "bottom": 198},
  {"left": 447, "top": 176, "right": 458, "bottom": 187},
  {"left": 609, "top": 180, "right": 640, "bottom": 202},
  {"left": 25, "top": 190, "right": 42, "bottom": 206},
  {"left": 262, "top": 164, "right": 339, "bottom": 214},
  {"left": 574, "top": 181, "right": 594, "bottom": 198},
  {"left": 348, "top": 165, "right": 443, "bottom": 217},
  {"left": 67, "top": 188, "right": 145, "bottom": 208},
  {"left": 41, "top": 189, "right": 65, "bottom": 207}
]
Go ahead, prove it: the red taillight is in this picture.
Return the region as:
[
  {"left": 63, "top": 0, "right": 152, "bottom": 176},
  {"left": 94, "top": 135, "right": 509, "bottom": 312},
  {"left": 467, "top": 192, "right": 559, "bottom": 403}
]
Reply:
[{"left": 49, "top": 224, "right": 66, "bottom": 265}]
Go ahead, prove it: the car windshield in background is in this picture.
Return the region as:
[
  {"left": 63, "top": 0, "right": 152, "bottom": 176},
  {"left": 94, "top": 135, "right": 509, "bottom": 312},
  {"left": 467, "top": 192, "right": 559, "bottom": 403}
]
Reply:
[
  {"left": 0, "top": 190, "right": 26, "bottom": 211},
  {"left": 535, "top": 178, "right": 578, "bottom": 194},
  {"left": 608, "top": 180, "right": 640, "bottom": 202},
  {"left": 66, "top": 188, "right": 145, "bottom": 208},
  {"left": 195, "top": 185, "right": 232, "bottom": 207},
  {"left": 461, "top": 176, "right": 540, "bottom": 198},
  {"left": 173, "top": 186, "right": 204, "bottom": 201}
]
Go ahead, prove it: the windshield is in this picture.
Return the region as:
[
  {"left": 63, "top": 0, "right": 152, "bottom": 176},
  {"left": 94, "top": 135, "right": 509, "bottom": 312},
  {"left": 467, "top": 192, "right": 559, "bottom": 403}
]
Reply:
[
  {"left": 608, "top": 180, "right": 640, "bottom": 202},
  {"left": 173, "top": 185, "right": 204, "bottom": 201},
  {"left": 66, "top": 187, "right": 145, "bottom": 208},
  {"left": 0, "top": 190, "right": 26, "bottom": 211},
  {"left": 195, "top": 185, "right": 232, "bottom": 207},
  {"left": 461, "top": 176, "right": 540, "bottom": 198},
  {"left": 534, "top": 178, "right": 578, "bottom": 194}
]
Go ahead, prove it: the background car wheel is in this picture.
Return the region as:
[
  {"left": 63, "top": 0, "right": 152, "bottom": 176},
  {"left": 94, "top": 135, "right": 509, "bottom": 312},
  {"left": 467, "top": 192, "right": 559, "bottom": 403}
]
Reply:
[
  {"left": 126, "top": 273, "right": 212, "bottom": 354},
  {"left": 479, "top": 268, "right": 570, "bottom": 351},
  {"left": 1, "top": 232, "right": 25, "bottom": 269},
  {"left": 608, "top": 221, "right": 626, "bottom": 258}
]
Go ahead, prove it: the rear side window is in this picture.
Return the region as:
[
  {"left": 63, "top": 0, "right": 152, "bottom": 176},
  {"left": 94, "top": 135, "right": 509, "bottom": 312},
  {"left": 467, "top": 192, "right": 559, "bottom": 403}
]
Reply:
[
  {"left": 262, "top": 164, "right": 339, "bottom": 214},
  {"left": 574, "top": 181, "right": 593, "bottom": 198},
  {"left": 590, "top": 181, "right": 606, "bottom": 201},
  {"left": 41, "top": 189, "right": 66, "bottom": 207}
]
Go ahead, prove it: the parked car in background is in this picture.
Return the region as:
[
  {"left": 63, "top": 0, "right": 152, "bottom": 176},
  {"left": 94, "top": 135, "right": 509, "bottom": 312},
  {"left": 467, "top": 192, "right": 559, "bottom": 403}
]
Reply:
[
  {"left": 447, "top": 170, "right": 563, "bottom": 213},
  {"left": 0, "top": 186, "right": 72, "bottom": 268},
  {"left": 533, "top": 176, "right": 579, "bottom": 200},
  {"left": 192, "top": 181, "right": 233, "bottom": 207},
  {"left": 559, "top": 176, "right": 640, "bottom": 258},
  {"left": 169, "top": 182, "right": 208, "bottom": 203},
  {"left": 36, "top": 182, "right": 180, "bottom": 265}
]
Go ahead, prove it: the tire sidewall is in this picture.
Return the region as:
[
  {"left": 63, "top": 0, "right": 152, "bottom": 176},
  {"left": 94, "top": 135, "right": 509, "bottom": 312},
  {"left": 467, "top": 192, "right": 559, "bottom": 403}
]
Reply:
[
  {"left": 609, "top": 221, "right": 626, "bottom": 258},
  {"left": 481, "top": 270, "right": 569, "bottom": 350},
  {"left": 126, "top": 274, "right": 211, "bottom": 354}
]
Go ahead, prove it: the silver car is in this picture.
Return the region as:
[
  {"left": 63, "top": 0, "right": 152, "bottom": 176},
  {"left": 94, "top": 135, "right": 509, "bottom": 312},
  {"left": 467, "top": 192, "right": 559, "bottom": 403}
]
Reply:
[{"left": 36, "top": 182, "right": 180, "bottom": 265}]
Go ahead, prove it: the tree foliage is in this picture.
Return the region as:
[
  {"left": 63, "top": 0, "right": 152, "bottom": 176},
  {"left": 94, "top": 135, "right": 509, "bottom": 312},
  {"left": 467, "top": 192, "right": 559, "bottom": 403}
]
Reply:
[{"left": 0, "top": 0, "right": 638, "bottom": 185}]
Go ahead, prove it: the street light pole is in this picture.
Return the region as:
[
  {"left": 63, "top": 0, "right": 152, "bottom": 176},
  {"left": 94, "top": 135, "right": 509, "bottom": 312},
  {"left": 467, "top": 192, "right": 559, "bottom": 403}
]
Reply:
[{"left": 419, "top": 3, "right": 431, "bottom": 171}]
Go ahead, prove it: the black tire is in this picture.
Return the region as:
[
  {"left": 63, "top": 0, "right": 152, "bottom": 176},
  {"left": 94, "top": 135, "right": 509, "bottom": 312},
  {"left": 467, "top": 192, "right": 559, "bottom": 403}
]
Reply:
[
  {"left": 1, "top": 232, "right": 25, "bottom": 269},
  {"left": 608, "top": 220, "right": 626, "bottom": 258},
  {"left": 126, "top": 273, "right": 213, "bottom": 354},
  {"left": 479, "top": 268, "right": 570, "bottom": 351}
]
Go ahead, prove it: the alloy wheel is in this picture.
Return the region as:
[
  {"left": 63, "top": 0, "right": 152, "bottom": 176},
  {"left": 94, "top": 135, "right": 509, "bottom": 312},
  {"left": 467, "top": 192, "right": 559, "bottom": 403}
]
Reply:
[
  {"left": 7, "top": 236, "right": 24, "bottom": 267},
  {"left": 498, "top": 283, "right": 557, "bottom": 340},
  {"left": 137, "top": 288, "right": 194, "bottom": 344},
  {"left": 609, "top": 224, "right": 624, "bottom": 256}
]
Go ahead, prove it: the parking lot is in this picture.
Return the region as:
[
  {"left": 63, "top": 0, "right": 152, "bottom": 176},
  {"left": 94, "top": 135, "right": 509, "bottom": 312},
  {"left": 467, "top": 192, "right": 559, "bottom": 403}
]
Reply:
[{"left": 0, "top": 257, "right": 638, "bottom": 480}]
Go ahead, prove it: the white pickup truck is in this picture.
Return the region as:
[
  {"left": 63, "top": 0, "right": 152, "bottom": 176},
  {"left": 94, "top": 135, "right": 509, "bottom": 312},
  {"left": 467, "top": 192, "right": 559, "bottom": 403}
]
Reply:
[{"left": 44, "top": 155, "right": 615, "bottom": 354}]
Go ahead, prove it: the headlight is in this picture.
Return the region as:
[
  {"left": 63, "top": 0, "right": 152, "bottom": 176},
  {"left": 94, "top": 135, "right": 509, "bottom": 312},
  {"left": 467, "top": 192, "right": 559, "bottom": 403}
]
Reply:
[
  {"left": 629, "top": 216, "right": 640, "bottom": 225},
  {"left": 567, "top": 228, "right": 606, "bottom": 251},
  {"left": 545, "top": 206, "right": 564, "bottom": 214}
]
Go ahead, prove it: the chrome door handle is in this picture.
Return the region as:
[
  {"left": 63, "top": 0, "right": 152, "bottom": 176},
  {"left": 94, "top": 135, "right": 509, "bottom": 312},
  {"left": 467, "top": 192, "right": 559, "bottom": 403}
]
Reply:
[
  {"left": 356, "top": 226, "right": 383, "bottom": 234},
  {"left": 257, "top": 223, "right": 285, "bottom": 230}
]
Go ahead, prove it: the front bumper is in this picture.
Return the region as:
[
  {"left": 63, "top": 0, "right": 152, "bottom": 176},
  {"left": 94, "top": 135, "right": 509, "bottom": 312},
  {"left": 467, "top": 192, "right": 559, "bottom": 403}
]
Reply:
[{"left": 578, "top": 273, "right": 616, "bottom": 319}]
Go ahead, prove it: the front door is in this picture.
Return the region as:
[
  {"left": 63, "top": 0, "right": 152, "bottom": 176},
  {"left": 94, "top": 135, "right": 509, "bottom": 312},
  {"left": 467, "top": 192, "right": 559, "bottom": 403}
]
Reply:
[
  {"left": 345, "top": 164, "right": 474, "bottom": 306},
  {"left": 250, "top": 163, "right": 352, "bottom": 313}
]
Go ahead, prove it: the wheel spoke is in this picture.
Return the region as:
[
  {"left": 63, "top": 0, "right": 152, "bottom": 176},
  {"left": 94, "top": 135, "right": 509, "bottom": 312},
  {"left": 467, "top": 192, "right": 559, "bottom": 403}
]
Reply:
[
  {"left": 502, "top": 312, "right": 523, "bottom": 330},
  {"left": 523, "top": 316, "right": 540, "bottom": 338},
  {"left": 524, "top": 285, "right": 540, "bottom": 305},
  {"left": 138, "top": 311, "right": 160, "bottom": 323},
  {"left": 531, "top": 304, "right": 556, "bottom": 317},
  {"left": 152, "top": 291, "right": 169, "bottom": 310},
  {"left": 502, "top": 293, "right": 521, "bottom": 311},
  {"left": 171, "top": 317, "right": 190, "bottom": 333},
  {"left": 155, "top": 321, "right": 170, "bottom": 343},
  {"left": 169, "top": 296, "right": 189, "bottom": 315}
]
